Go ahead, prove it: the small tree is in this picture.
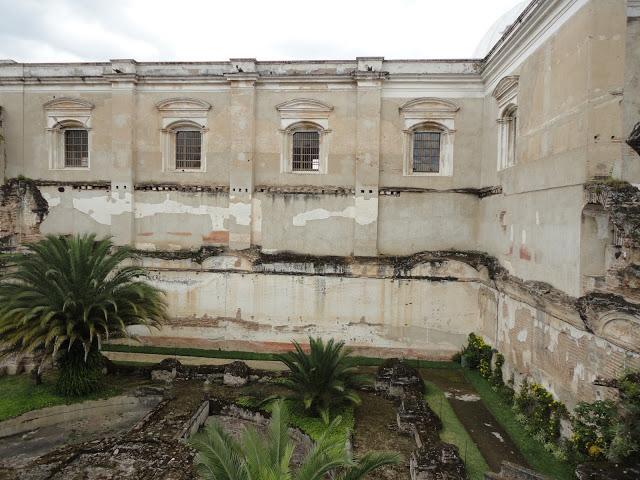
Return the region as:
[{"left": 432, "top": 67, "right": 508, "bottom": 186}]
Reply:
[
  {"left": 275, "top": 337, "right": 370, "bottom": 422},
  {"left": 192, "top": 399, "right": 399, "bottom": 480},
  {"left": 0, "top": 234, "right": 167, "bottom": 396}
]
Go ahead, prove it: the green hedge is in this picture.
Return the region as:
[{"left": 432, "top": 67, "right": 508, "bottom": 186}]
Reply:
[
  {"left": 464, "top": 369, "right": 575, "bottom": 480},
  {"left": 102, "top": 343, "right": 460, "bottom": 369}
]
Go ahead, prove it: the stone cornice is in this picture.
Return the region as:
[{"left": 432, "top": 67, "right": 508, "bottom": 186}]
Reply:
[{"left": 481, "top": 0, "right": 589, "bottom": 92}]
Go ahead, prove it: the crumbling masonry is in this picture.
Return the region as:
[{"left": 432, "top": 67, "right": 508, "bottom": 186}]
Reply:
[{"left": 0, "top": 0, "right": 640, "bottom": 408}]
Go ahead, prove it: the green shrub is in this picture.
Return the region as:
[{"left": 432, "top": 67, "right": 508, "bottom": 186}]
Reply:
[
  {"left": 490, "top": 353, "right": 505, "bottom": 388},
  {"left": 275, "top": 337, "right": 371, "bottom": 422},
  {"left": 56, "top": 343, "right": 105, "bottom": 396},
  {"left": 0, "top": 234, "right": 167, "bottom": 396},
  {"left": 460, "top": 333, "right": 492, "bottom": 377},
  {"left": 570, "top": 400, "right": 617, "bottom": 460},
  {"left": 514, "top": 381, "right": 567, "bottom": 444}
]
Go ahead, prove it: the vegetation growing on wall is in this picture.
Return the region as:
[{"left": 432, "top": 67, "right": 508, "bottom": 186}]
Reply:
[
  {"left": 458, "top": 334, "right": 570, "bottom": 461},
  {"left": 570, "top": 371, "right": 640, "bottom": 464},
  {"left": 460, "top": 333, "right": 640, "bottom": 474}
]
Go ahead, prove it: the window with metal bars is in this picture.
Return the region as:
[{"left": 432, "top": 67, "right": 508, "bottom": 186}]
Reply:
[
  {"left": 175, "top": 130, "right": 202, "bottom": 169},
  {"left": 292, "top": 131, "right": 320, "bottom": 171},
  {"left": 64, "top": 129, "right": 88, "bottom": 168},
  {"left": 412, "top": 131, "right": 441, "bottom": 173}
]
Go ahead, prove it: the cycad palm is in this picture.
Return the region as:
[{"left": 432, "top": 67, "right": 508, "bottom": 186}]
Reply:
[
  {"left": 0, "top": 234, "right": 167, "bottom": 395},
  {"left": 191, "top": 399, "right": 398, "bottom": 480},
  {"left": 275, "top": 337, "right": 370, "bottom": 422}
]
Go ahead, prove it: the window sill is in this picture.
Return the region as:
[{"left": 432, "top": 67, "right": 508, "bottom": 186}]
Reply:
[
  {"left": 404, "top": 172, "right": 450, "bottom": 177},
  {"left": 50, "top": 167, "right": 91, "bottom": 171},
  {"left": 285, "top": 170, "right": 325, "bottom": 175},
  {"left": 168, "top": 168, "right": 207, "bottom": 173}
]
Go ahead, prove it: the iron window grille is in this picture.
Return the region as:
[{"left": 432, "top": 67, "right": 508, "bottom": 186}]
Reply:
[
  {"left": 292, "top": 131, "right": 320, "bottom": 171},
  {"left": 64, "top": 129, "right": 88, "bottom": 168},
  {"left": 175, "top": 130, "right": 202, "bottom": 169},
  {"left": 412, "top": 131, "right": 441, "bottom": 173}
]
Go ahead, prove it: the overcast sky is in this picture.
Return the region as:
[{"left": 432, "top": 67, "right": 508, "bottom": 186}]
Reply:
[{"left": 0, "top": 0, "right": 524, "bottom": 63}]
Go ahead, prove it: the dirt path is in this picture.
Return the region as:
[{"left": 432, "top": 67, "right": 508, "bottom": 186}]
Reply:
[
  {"left": 421, "top": 368, "right": 527, "bottom": 472},
  {"left": 352, "top": 391, "right": 415, "bottom": 480}
]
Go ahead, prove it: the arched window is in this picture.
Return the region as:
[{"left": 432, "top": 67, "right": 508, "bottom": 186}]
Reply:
[
  {"left": 412, "top": 128, "right": 442, "bottom": 173},
  {"left": 492, "top": 76, "right": 519, "bottom": 171},
  {"left": 403, "top": 121, "right": 452, "bottom": 175},
  {"left": 276, "top": 99, "right": 333, "bottom": 174},
  {"left": 156, "top": 98, "right": 211, "bottom": 172},
  {"left": 498, "top": 105, "right": 517, "bottom": 170},
  {"left": 162, "top": 120, "right": 207, "bottom": 171},
  {"left": 64, "top": 128, "right": 89, "bottom": 168},
  {"left": 280, "top": 121, "right": 328, "bottom": 174},
  {"left": 44, "top": 98, "right": 94, "bottom": 170},
  {"left": 175, "top": 128, "right": 202, "bottom": 170},
  {"left": 292, "top": 130, "right": 320, "bottom": 171},
  {"left": 399, "top": 98, "right": 458, "bottom": 177}
]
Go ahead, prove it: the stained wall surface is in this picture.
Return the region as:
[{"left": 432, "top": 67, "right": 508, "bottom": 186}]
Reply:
[{"left": 0, "top": 0, "right": 639, "bottom": 407}]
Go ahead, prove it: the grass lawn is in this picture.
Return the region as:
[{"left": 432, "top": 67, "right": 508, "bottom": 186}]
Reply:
[
  {"left": 424, "top": 381, "right": 489, "bottom": 480},
  {"left": 0, "top": 373, "right": 141, "bottom": 422},
  {"left": 463, "top": 369, "right": 575, "bottom": 480}
]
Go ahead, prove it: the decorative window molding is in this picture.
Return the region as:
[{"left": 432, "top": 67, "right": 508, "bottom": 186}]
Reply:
[
  {"left": 497, "top": 105, "right": 518, "bottom": 170},
  {"left": 399, "top": 98, "right": 458, "bottom": 176},
  {"left": 493, "top": 76, "right": 519, "bottom": 171},
  {"left": 44, "top": 98, "right": 94, "bottom": 170},
  {"left": 156, "top": 98, "right": 211, "bottom": 172},
  {"left": 276, "top": 99, "right": 333, "bottom": 174}
]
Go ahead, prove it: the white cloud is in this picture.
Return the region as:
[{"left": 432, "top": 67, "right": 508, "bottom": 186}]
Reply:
[{"left": 0, "top": 0, "right": 524, "bottom": 62}]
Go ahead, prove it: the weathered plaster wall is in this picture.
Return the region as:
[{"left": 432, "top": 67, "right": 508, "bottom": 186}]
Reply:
[
  {"left": 0, "top": 0, "right": 638, "bottom": 409},
  {"left": 378, "top": 192, "right": 479, "bottom": 255},
  {"left": 477, "top": 0, "right": 630, "bottom": 296},
  {"left": 622, "top": 8, "right": 640, "bottom": 181},
  {"left": 477, "top": 187, "right": 584, "bottom": 296},
  {"left": 123, "top": 256, "right": 486, "bottom": 359}
]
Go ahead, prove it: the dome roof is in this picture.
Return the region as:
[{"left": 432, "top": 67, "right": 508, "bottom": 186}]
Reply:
[{"left": 473, "top": 1, "right": 528, "bottom": 58}]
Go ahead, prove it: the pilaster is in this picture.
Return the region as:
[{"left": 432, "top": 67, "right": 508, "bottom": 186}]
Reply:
[
  {"left": 0, "top": 106, "right": 5, "bottom": 180},
  {"left": 108, "top": 59, "right": 137, "bottom": 245},
  {"left": 225, "top": 59, "right": 257, "bottom": 250},
  {"left": 353, "top": 57, "right": 386, "bottom": 256}
]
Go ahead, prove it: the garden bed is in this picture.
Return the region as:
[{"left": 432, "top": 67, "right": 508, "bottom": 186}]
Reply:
[{"left": 1, "top": 356, "right": 554, "bottom": 480}]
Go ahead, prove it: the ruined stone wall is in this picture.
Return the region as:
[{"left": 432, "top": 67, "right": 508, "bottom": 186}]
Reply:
[
  {"left": 482, "top": 287, "right": 640, "bottom": 409},
  {"left": 0, "top": 0, "right": 638, "bottom": 408}
]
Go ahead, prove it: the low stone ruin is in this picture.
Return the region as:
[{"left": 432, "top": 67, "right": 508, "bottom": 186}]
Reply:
[
  {"left": 485, "top": 461, "right": 548, "bottom": 479},
  {"left": 375, "top": 359, "right": 466, "bottom": 480},
  {"left": 575, "top": 461, "right": 640, "bottom": 480},
  {"left": 376, "top": 357, "right": 425, "bottom": 398},
  {"left": 397, "top": 396, "right": 443, "bottom": 447},
  {"left": 145, "top": 357, "right": 273, "bottom": 385},
  {"left": 223, "top": 360, "right": 250, "bottom": 386},
  {"left": 410, "top": 443, "right": 466, "bottom": 480}
]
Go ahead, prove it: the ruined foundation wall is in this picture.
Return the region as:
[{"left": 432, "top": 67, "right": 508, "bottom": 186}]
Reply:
[
  {"left": 480, "top": 288, "right": 640, "bottom": 408},
  {"left": 130, "top": 268, "right": 482, "bottom": 359}
]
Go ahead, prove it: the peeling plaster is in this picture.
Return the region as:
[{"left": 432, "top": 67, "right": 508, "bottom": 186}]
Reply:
[
  {"left": 292, "top": 197, "right": 377, "bottom": 227},
  {"left": 73, "top": 193, "right": 133, "bottom": 225},
  {"left": 293, "top": 207, "right": 356, "bottom": 226},
  {"left": 71, "top": 193, "right": 252, "bottom": 229},
  {"left": 517, "top": 329, "right": 528, "bottom": 342},
  {"left": 42, "top": 192, "right": 61, "bottom": 207}
]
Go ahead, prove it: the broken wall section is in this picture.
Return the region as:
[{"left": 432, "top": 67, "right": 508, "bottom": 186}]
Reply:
[{"left": 0, "top": 178, "right": 48, "bottom": 246}]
